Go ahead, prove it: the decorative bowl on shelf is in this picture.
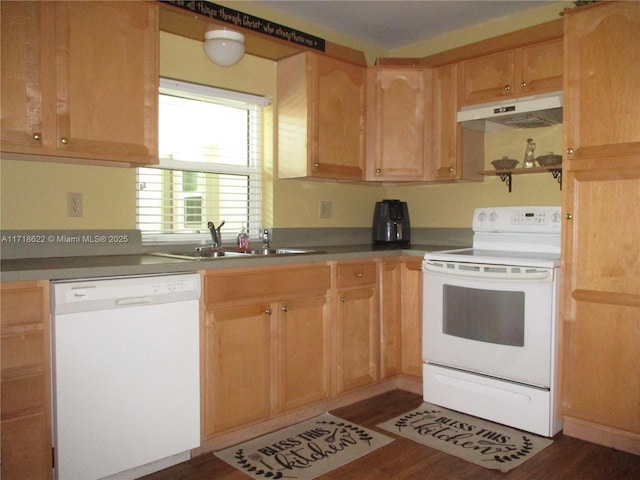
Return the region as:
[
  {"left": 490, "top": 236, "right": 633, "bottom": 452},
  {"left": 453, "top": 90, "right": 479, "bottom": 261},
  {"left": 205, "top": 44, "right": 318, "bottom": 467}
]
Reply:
[
  {"left": 536, "top": 153, "right": 562, "bottom": 167},
  {"left": 491, "top": 157, "right": 519, "bottom": 170}
]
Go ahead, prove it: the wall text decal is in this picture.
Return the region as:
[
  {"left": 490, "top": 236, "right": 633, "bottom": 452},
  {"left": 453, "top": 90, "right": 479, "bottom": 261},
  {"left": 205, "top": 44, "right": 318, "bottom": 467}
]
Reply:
[{"left": 162, "top": 0, "right": 326, "bottom": 51}]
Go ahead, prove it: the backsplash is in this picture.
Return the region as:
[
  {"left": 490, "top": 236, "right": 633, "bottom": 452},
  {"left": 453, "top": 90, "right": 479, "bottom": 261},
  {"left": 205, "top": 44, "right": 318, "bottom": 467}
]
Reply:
[
  {"left": 0, "top": 228, "right": 472, "bottom": 260},
  {"left": 0, "top": 230, "right": 144, "bottom": 259}
]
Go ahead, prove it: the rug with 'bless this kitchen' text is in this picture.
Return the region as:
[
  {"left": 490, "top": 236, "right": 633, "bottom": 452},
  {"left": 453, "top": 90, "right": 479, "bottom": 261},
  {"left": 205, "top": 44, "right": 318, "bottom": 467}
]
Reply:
[
  {"left": 378, "top": 402, "right": 553, "bottom": 472},
  {"left": 215, "top": 413, "right": 393, "bottom": 480}
]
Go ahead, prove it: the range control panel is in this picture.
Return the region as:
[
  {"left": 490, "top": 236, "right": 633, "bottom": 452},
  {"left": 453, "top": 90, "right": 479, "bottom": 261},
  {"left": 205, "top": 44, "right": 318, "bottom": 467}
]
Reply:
[{"left": 473, "top": 206, "right": 562, "bottom": 233}]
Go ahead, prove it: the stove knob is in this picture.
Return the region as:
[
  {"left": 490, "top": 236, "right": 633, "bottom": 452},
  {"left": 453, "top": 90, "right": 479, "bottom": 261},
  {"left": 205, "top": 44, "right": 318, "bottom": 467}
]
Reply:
[
  {"left": 551, "top": 211, "right": 562, "bottom": 223},
  {"left": 489, "top": 211, "right": 498, "bottom": 222},
  {"left": 478, "top": 212, "right": 487, "bottom": 222}
]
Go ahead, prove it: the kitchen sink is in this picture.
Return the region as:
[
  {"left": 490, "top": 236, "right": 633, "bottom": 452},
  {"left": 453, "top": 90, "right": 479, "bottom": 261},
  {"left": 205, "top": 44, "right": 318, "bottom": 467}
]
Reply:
[
  {"left": 250, "top": 248, "right": 318, "bottom": 256},
  {"left": 147, "top": 248, "right": 321, "bottom": 261},
  {"left": 147, "top": 250, "right": 249, "bottom": 261}
]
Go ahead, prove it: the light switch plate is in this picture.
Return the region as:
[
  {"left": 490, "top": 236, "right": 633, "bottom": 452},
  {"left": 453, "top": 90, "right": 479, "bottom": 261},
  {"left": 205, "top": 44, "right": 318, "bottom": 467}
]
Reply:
[{"left": 319, "top": 201, "right": 332, "bottom": 219}]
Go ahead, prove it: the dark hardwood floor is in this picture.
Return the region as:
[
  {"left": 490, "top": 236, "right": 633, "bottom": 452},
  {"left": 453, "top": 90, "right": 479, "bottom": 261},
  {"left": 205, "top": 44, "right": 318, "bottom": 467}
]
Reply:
[{"left": 142, "top": 390, "right": 639, "bottom": 480}]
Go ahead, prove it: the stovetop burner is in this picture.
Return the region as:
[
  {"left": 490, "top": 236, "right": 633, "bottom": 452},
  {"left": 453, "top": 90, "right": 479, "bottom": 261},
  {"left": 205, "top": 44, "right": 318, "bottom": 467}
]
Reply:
[{"left": 425, "top": 206, "right": 562, "bottom": 268}]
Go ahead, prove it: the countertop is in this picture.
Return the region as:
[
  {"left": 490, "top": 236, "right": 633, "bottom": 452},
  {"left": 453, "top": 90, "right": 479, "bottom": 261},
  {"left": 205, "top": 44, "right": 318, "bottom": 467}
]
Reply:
[{"left": 0, "top": 244, "right": 462, "bottom": 282}]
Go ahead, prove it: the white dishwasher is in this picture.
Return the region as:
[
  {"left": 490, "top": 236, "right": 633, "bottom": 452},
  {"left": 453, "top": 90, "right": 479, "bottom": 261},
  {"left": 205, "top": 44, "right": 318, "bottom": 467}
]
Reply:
[{"left": 51, "top": 273, "right": 201, "bottom": 480}]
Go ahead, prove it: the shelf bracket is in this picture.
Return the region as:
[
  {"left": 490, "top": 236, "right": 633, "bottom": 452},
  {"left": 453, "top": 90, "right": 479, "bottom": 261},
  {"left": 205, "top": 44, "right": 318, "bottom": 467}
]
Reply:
[
  {"left": 496, "top": 172, "right": 513, "bottom": 192},
  {"left": 550, "top": 168, "right": 562, "bottom": 190}
]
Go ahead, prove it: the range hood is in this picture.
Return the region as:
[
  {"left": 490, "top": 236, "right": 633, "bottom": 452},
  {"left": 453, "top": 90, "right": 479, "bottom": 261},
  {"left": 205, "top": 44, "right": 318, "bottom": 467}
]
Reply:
[{"left": 457, "top": 91, "right": 563, "bottom": 131}]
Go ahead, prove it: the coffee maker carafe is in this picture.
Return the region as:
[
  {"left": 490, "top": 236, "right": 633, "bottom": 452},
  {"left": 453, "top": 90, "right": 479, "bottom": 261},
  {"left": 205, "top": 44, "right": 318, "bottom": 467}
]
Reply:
[{"left": 372, "top": 199, "right": 411, "bottom": 245}]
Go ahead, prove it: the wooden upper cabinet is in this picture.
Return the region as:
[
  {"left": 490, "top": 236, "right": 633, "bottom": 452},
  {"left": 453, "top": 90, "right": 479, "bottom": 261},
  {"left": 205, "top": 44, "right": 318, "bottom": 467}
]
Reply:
[
  {"left": 563, "top": 1, "right": 640, "bottom": 158},
  {"left": 460, "top": 38, "right": 563, "bottom": 106},
  {"left": 366, "top": 67, "right": 431, "bottom": 181},
  {"left": 1, "top": 1, "right": 159, "bottom": 165},
  {"left": 428, "top": 63, "right": 482, "bottom": 183},
  {"left": 429, "top": 64, "right": 461, "bottom": 181},
  {"left": 0, "top": 2, "right": 48, "bottom": 153},
  {"left": 277, "top": 52, "right": 366, "bottom": 180}
]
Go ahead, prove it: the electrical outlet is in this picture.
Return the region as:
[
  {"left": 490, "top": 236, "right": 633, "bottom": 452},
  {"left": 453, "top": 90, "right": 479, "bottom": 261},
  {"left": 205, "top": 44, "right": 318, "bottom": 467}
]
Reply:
[
  {"left": 319, "top": 200, "right": 332, "bottom": 219},
  {"left": 67, "top": 192, "right": 83, "bottom": 217}
]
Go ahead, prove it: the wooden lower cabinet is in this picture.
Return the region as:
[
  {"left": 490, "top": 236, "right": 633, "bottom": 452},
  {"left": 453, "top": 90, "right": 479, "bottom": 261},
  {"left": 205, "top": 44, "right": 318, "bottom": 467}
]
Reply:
[
  {"left": 560, "top": 154, "right": 640, "bottom": 453},
  {"left": 334, "top": 260, "right": 379, "bottom": 392},
  {"left": 399, "top": 258, "right": 424, "bottom": 377},
  {"left": 202, "top": 302, "right": 273, "bottom": 436},
  {"left": 380, "top": 259, "right": 402, "bottom": 378},
  {"left": 276, "top": 296, "right": 332, "bottom": 411},
  {"left": 200, "top": 257, "right": 424, "bottom": 441},
  {"left": 200, "top": 264, "right": 331, "bottom": 438},
  {"left": 1, "top": 280, "right": 52, "bottom": 480},
  {"left": 379, "top": 257, "right": 424, "bottom": 379}
]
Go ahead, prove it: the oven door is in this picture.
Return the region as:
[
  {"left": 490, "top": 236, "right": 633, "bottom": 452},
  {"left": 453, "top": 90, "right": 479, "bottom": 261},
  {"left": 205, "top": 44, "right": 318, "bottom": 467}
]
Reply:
[{"left": 422, "top": 259, "right": 557, "bottom": 388}]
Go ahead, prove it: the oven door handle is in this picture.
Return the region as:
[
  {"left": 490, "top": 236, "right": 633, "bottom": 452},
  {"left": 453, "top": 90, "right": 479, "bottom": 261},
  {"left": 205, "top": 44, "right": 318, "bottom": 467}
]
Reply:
[{"left": 423, "top": 261, "right": 552, "bottom": 280}]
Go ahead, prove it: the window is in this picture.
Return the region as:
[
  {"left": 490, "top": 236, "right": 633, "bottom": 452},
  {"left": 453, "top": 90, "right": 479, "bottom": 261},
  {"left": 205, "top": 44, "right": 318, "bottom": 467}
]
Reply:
[{"left": 137, "top": 78, "right": 269, "bottom": 244}]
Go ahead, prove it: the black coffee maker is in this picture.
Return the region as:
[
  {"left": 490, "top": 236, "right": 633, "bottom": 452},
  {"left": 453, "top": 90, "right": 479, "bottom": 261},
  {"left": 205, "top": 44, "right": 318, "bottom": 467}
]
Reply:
[{"left": 372, "top": 199, "right": 411, "bottom": 245}]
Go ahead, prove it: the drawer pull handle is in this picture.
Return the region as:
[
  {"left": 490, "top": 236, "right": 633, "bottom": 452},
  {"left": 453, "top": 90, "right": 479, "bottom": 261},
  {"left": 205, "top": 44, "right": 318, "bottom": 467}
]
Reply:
[
  {"left": 356, "top": 272, "right": 363, "bottom": 278},
  {"left": 281, "top": 305, "right": 288, "bottom": 312},
  {"left": 340, "top": 296, "right": 346, "bottom": 303},
  {"left": 265, "top": 307, "right": 272, "bottom": 315}
]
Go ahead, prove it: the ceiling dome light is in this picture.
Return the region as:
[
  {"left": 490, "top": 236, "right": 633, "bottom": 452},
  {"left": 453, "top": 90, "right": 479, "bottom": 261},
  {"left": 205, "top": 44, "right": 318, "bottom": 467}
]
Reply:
[{"left": 203, "top": 29, "right": 245, "bottom": 67}]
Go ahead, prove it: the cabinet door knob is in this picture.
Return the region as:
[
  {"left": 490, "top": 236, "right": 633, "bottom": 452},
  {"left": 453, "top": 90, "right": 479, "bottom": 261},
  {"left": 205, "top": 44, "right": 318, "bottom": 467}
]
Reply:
[
  {"left": 375, "top": 168, "right": 382, "bottom": 174},
  {"left": 265, "top": 307, "right": 272, "bottom": 315},
  {"left": 60, "top": 137, "right": 69, "bottom": 145},
  {"left": 313, "top": 162, "right": 320, "bottom": 169},
  {"left": 567, "top": 148, "right": 575, "bottom": 155},
  {"left": 355, "top": 272, "right": 363, "bottom": 278},
  {"left": 504, "top": 84, "right": 512, "bottom": 92},
  {"left": 340, "top": 295, "right": 346, "bottom": 303},
  {"left": 448, "top": 167, "right": 454, "bottom": 174},
  {"left": 520, "top": 81, "right": 528, "bottom": 88},
  {"left": 33, "top": 132, "right": 41, "bottom": 141},
  {"left": 565, "top": 214, "right": 573, "bottom": 220},
  {"left": 281, "top": 305, "right": 288, "bottom": 312}
]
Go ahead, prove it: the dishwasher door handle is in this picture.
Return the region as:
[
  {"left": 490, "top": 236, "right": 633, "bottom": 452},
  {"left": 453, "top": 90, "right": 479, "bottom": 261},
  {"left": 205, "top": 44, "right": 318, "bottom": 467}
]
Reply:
[{"left": 116, "top": 297, "right": 153, "bottom": 307}]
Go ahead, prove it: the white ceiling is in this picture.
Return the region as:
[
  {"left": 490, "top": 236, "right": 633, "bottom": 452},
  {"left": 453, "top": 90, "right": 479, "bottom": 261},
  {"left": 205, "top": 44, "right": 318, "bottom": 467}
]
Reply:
[{"left": 257, "top": 0, "right": 561, "bottom": 49}]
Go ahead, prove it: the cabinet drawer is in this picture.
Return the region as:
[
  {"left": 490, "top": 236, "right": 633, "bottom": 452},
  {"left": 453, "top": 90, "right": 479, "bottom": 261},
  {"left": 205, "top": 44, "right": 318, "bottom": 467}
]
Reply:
[
  {"left": 1, "top": 331, "right": 44, "bottom": 371},
  {"left": 1, "top": 373, "right": 45, "bottom": 417},
  {"left": 1, "top": 413, "right": 49, "bottom": 479},
  {"left": 203, "top": 264, "right": 331, "bottom": 304},
  {"left": 0, "top": 286, "right": 46, "bottom": 327},
  {"left": 337, "top": 261, "right": 377, "bottom": 288}
]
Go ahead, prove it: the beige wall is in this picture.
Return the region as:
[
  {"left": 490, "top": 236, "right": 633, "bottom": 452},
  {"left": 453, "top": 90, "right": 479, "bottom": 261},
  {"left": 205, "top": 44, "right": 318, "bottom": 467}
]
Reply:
[{"left": 0, "top": 1, "right": 568, "bottom": 232}]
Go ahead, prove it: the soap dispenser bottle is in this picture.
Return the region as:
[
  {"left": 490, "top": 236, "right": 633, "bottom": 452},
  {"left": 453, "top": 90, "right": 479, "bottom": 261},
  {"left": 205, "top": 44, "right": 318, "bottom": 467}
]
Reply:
[{"left": 237, "top": 225, "right": 250, "bottom": 252}]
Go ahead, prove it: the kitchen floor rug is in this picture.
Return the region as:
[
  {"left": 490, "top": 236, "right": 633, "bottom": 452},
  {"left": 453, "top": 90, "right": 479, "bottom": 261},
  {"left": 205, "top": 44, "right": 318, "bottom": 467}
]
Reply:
[
  {"left": 377, "top": 403, "right": 552, "bottom": 473},
  {"left": 215, "top": 413, "right": 394, "bottom": 480}
]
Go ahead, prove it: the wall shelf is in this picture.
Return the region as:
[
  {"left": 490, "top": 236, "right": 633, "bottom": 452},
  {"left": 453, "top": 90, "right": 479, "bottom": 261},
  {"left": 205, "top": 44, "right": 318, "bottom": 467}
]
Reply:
[{"left": 479, "top": 166, "right": 562, "bottom": 192}]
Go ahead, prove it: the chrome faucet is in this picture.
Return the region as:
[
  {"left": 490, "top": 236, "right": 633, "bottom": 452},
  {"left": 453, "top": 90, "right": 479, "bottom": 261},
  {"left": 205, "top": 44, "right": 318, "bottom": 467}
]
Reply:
[
  {"left": 261, "top": 228, "right": 270, "bottom": 248},
  {"left": 207, "top": 220, "right": 225, "bottom": 248}
]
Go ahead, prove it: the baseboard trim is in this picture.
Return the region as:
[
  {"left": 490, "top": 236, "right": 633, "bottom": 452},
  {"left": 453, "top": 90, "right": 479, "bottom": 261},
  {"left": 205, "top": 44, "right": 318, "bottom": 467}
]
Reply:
[
  {"left": 193, "top": 375, "right": 422, "bottom": 456},
  {"left": 563, "top": 416, "right": 640, "bottom": 455}
]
